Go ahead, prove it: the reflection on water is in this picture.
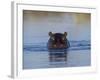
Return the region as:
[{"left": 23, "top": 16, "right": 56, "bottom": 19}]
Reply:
[
  {"left": 23, "top": 50, "right": 90, "bottom": 69},
  {"left": 49, "top": 49, "right": 67, "bottom": 62},
  {"left": 23, "top": 41, "right": 91, "bottom": 69}
]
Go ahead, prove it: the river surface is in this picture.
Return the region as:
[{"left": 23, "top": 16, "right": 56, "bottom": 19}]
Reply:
[{"left": 23, "top": 41, "right": 91, "bottom": 69}]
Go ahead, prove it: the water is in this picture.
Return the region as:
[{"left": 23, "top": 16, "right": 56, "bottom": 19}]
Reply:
[
  {"left": 23, "top": 41, "right": 91, "bottom": 52},
  {"left": 23, "top": 41, "right": 91, "bottom": 69}
]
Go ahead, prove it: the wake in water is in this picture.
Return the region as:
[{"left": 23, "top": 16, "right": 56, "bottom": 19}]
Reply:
[{"left": 23, "top": 40, "right": 90, "bottom": 52}]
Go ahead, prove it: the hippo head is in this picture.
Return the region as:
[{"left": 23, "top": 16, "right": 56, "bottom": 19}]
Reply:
[{"left": 48, "top": 32, "right": 67, "bottom": 48}]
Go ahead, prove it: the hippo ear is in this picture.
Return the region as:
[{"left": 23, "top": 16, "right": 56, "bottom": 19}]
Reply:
[
  {"left": 64, "top": 32, "right": 67, "bottom": 36},
  {"left": 49, "top": 32, "right": 53, "bottom": 36}
]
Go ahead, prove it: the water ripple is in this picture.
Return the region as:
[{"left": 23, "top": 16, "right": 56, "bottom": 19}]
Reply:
[{"left": 23, "top": 41, "right": 91, "bottom": 52}]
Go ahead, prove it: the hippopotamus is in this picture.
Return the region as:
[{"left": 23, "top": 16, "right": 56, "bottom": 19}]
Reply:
[{"left": 47, "top": 32, "right": 70, "bottom": 61}]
